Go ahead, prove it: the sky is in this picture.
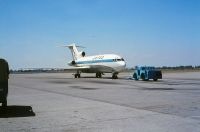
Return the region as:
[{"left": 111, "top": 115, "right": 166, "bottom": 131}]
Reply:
[{"left": 0, "top": 0, "right": 199, "bottom": 70}]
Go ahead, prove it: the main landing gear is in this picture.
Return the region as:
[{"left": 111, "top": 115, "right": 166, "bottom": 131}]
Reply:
[
  {"left": 112, "top": 73, "right": 118, "bottom": 79},
  {"left": 96, "top": 72, "right": 102, "bottom": 78},
  {"left": 74, "top": 71, "right": 119, "bottom": 79},
  {"left": 74, "top": 71, "right": 81, "bottom": 78}
]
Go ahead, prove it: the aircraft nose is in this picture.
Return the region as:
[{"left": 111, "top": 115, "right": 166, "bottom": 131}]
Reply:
[
  {"left": 119, "top": 61, "right": 126, "bottom": 68},
  {"left": 122, "top": 61, "right": 126, "bottom": 67},
  {"left": 114, "top": 61, "right": 126, "bottom": 72}
]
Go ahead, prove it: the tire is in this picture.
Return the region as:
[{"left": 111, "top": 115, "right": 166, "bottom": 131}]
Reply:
[
  {"left": 74, "top": 74, "right": 80, "bottom": 78},
  {"left": 2, "top": 100, "right": 7, "bottom": 107},
  {"left": 74, "top": 74, "right": 77, "bottom": 78},
  {"left": 78, "top": 74, "right": 81, "bottom": 78},
  {"left": 153, "top": 78, "right": 158, "bottom": 81},
  {"left": 99, "top": 74, "right": 102, "bottom": 78},
  {"left": 133, "top": 73, "right": 138, "bottom": 80},
  {"left": 112, "top": 74, "right": 118, "bottom": 79},
  {"left": 141, "top": 74, "right": 145, "bottom": 81},
  {"left": 96, "top": 73, "right": 102, "bottom": 78}
]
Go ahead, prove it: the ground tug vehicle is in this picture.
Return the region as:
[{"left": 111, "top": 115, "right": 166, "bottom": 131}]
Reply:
[{"left": 133, "top": 66, "right": 162, "bottom": 81}]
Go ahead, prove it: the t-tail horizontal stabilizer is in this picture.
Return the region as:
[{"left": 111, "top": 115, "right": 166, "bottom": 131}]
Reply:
[{"left": 63, "top": 43, "right": 86, "bottom": 60}]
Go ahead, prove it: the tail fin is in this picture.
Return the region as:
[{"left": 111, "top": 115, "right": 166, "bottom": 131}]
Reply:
[{"left": 65, "top": 43, "right": 85, "bottom": 60}]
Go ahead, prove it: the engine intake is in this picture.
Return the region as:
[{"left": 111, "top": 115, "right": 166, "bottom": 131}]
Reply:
[
  {"left": 71, "top": 61, "right": 76, "bottom": 65},
  {"left": 81, "top": 51, "right": 86, "bottom": 57}
]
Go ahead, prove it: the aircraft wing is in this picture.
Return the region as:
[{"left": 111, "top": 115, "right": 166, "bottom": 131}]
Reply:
[
  {"left": 64, "top": 66, "right": 90, "bottom": 72},
  {"left": 64, "top": 65, "right": 116, "bottom": 73},
  {"left": 89, "top": 65, "right": 114, "bottom": 72}
]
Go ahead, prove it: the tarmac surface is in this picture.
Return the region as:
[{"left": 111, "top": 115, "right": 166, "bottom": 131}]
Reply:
[{"left": 1, "top": 72, "right": 200, "bottom": 132}]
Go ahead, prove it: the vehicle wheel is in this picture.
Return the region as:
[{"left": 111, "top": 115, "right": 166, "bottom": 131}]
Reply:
[
  {"left": 2, "top": 100, "right": 7, "bottom": 107},
  {"left": 153, "top": 78, "right": 158, "bottom": 81},
  {"left": 133, "top": 73, "right": 138, "bottom": 80},
  {"left": 141, "top": 74, "right": 145, "bottom": 81}
]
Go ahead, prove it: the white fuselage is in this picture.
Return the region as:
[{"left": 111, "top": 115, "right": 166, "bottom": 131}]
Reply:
[{"left": 68, "top": 54, "right": 126, "bottom": 73}]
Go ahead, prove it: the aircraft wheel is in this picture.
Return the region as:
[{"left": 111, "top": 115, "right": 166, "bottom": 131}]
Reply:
[
  {"left": 96, "top": 72, "right": 102, "bottom": 78},
  {"left": 74, "top": 74, "right": 81, "bottom": 78},
  {"left": 112, "top": 74, "right": 118, "bottom": 79},
  {"left": 78, "top": 74, "right": 81, "bottom": 78}
]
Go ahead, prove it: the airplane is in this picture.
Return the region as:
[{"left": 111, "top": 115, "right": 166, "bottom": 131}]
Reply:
[{"left": 64, "top": 43, "right": 126, "bottom": 79}]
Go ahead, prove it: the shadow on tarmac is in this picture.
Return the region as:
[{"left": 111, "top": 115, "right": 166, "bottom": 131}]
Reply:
[{"left": 0, "top": 105, "right": 35, "bottom": 118}]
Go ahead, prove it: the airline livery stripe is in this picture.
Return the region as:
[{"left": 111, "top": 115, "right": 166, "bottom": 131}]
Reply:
[{"left": 76, "top": 59, "right": 114, "bottom": 64}]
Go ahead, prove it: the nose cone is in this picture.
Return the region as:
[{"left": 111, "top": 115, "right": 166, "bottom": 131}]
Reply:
[
  {"left": 121, "top": 61, "right": 126, "bottom": 68},
  {"left": 116, "top": 61, "right": 126, "bottom": 72}
]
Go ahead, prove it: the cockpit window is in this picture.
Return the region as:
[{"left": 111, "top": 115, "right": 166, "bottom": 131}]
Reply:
[{"left": 113, "top": 58, "right": 125, "bottom": 62}]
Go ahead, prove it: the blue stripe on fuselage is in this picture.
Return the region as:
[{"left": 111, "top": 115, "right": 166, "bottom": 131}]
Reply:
[{"left": 76, "top": 59, "right": 114, "bottom": 64}]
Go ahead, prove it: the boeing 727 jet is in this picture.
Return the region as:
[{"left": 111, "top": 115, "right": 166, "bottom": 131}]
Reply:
[{"left": 65, "top": 44, "right": 126, "bottom": 79}]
